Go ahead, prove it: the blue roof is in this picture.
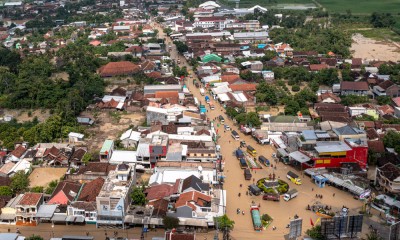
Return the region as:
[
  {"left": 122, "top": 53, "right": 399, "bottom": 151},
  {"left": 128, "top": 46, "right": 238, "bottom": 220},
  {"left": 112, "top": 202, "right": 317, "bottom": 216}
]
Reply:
[{"left": 302, "top": 130, "right": 317, "bottom": 140}]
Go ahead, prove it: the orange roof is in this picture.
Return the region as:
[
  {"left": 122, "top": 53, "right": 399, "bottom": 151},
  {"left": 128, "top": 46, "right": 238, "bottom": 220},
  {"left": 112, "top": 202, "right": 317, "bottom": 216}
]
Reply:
[
  {"left": 99, "top": 61, "right": 140, "bottom": 77},
  {"left": 89, "top": 40, "right": 102, "bottom": 46},
  {"left": 229, "top": 83, "right": 257, "bottom": 92},
  {"left": 154, "top": 91, "right": 179, "bottom": 99},
  {"left": 309, "top": 63, "right": 329, "bottom": 71},
  {"left": 221, "top": 74, "right": 240, "bottom": 84},
  {"left": 175, "top": 191, "right": 212, "bottom": 210},
  {"left": 18, "top": 193, "right": 42, "bottom": 206},
  {"left": 146, "top": 71, "right": 162, "bottom": 79}
]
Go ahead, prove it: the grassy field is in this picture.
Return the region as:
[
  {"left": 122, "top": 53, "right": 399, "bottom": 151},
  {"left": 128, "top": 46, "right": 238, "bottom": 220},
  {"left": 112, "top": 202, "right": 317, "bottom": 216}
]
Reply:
[
  {"left": 316, "top": 0, "right": 400, "bottom": 14},
  {"left": 219, "top": 0, "right": 400, "bottom": 15}
]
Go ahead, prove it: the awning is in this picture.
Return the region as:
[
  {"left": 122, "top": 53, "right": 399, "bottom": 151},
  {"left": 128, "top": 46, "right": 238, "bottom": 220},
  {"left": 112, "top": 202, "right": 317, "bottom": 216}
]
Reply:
[
  {"left": 66, "top": 215, "right": 85, "bottom": 223},
  {"left": 289, "top": 151, "right": 310, "bottom": 163},
  {"left": 0, "top": 213, "right": 15, "bottom": 220},
  {"left": 51, "top": 214, "right": 67, "bottom": 222},
  {"left": 277, "top": 148, "right": 288, "bottom": 157}
]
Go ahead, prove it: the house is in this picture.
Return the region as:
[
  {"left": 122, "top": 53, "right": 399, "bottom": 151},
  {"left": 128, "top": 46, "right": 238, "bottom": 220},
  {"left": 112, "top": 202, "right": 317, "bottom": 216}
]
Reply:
[
  {"left": 98, "top": 61, "right": 140, "bottom": 78},
  {"left": 233, "top": 32, "right": 269, "bottom": 42},
  {"left": 376, "top": 163, "right": 400, "bottom": 194},
  {"left": 332, "top": 125, "right": 366, "bottom": 141},
  {"left": 69, "top": 148, "right": 87, "bottom": 167},
  {"left": 76, "top": 117, "right": 94, "bottom": 125},
  {"left": 120, "top": 129, "right": 141, "bottom": 148},
  {"left": 392, "top": 97, "right": 400, "bottom": 108},
  {"left": 340, "top": 81, "right": 369, "bottom": 96},
  {"left": 7, "top": 145, "right": 27, "bottom": 163},
  {"left": 309, "top": 63, "right": 329, "bottom": 72},
  {"left": 67, "top": 201, "right": 97, "bottom": 224},
  {"left": 78, "top": 177, "right": 105, "bottom": 202},
  {"left": 351, "top": 58, "right": 362, "bottom": 70},
  {"left": 317, "top": 92, "right": 341, "bottom": 103},
  {"left": 262, "top": 70, "right": 274, "bottom": 81},
  {"left": 48, "top": 181, "right": 82, "bottom": 205},
  {"left": 373, "top": 80, "right": 400, "bottom": 97},
  {"left": 145, "top": 183, "right": 177, "bottom": 202},
  {"left": 7, "top": 159, "right": 31, "bottom": 177},
  {"left": 181, "top": 175, "right": 210, "bottom": 193},
  {"left": 15, "top": 192, "right": 44, "bottom": 225},
  {"left": 99, "top": 140, "right": 114, "bottom": 162},
  {"left": 68, "top": 132, "right": 84, "bottom": 143},
  {"left": 140, "top": 60, "right": 157, "bottom": 73},
  {"left": 167, "top": 190, "right": 212, "bottom": 220},
  {"left": 96, "top": 164, "right": 136, "bottom": 227},
  {"left": 0, "top": 194, "right": 23, "bottom": 224},
  {"left": 68, "top": 162, "right": 116, "bottom": 182}
]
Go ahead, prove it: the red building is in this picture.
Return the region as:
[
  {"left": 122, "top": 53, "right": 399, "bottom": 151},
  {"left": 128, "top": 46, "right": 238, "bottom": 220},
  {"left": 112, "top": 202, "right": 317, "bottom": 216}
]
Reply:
[
  {"left": 149, "top": 135, "right": 169, "bottom": 168},
  {"left": 298, "top": 139, "right": 368, "bottom": 170}
]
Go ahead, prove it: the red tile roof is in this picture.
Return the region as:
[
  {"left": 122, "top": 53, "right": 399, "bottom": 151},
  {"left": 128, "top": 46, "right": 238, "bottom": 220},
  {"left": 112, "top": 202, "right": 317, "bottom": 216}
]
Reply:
[
  {"left": 11, "top": 145, "right": 26, "bottom": 158},
  {"left": 221, "top": 74, "right": 240, "bottom": 84},
  {"left": 146, "top": 71, "right": 162, "bottom": 79},
  {"left": 378, "top": 105, "right": 394, "bottom": 115},
  {"left": 309, "top": 63, "right": 329, "bottom": 71},
  {"left": 393, "top": 97, "right": 400, "bottom": 107},
  {"left": 317, "top": 92, "right": 341, "bottom": 103},
  {"left": 154, "top": 91, "right": 179, "bottom": 99},
  {"left": 98, "top": 61, "right": 140, "bottom": 77},
  {"left": 78, "top": 177, "right": 105, "bottom": 202},
  {"left": 145, "top": 184, "right": 175, "bottom": 201},
  {"left": 341, "top": 81, "right": 369, "bottom": 91},
  {"left": 18, "top": 193, "right": 42, "bottom": 206},
  {"left": 229, "top": 83, "right": 257, "bottom": 92},
  {"left": 175, "top": 191, "right": 211, "bottom": 210}
]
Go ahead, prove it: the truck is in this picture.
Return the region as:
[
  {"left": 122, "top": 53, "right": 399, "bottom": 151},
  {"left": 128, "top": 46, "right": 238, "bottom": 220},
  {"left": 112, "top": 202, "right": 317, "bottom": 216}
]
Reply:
[
  {"left": 235, "top": 149, "right": 244, "bottom": 159},
  {"left": 258, "top": 155, "right": 270, "bottom": 167},
  {"left": 287, "top": 171, "right": 302, "bottom": 185},
  {"left": 239, "top": 158, "right": 248, "bottom": 169},
  {"left": 200, "top": 88, "right": 205, "bottom": 96},
  {"left": 248, "top": 184, "right": 261, "bottom": 196},
  {"left": 283, "top": 189, "right": 298, "bottom": 201},
  {"left": 205, "top": 95, "right": 210, "bottom": 103},
  {"left": 251, "top": 206, "right": 263, "bottom": 231},
  {"left": 244, "top": 168, "right": 252, "bottom": 180}
]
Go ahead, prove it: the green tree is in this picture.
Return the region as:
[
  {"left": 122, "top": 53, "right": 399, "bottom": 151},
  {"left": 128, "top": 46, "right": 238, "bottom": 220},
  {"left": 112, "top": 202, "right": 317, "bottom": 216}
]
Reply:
[
  {"left": 31, "top": 186, "right": 44, "bottom": 193},
  {"left": 376, "top": 95, "right": 391, "bottom": 105},
  {"left": 131, "top": 186, "right": 146, "bottom": 206},
  {"left": 306, "top": 225, "right": 324, "bottom": 240},
  {"left": 383, "top": 130, "right": 400, "bottom": 153},
  {"left": 215, "top": 214, "right": 235, "bottom": 231},
  {"left": 45, "top": 180, "right": 58, "bottom": 194},
  {"left": 284, "top": 100, "right": 301, "bottom": 116},
  {"left": 10, "top": 171, "right": 30, "bottom": 194},
  {"left": 173, "top": 41, "right": 188, "bottom": 53},
  {"left": 0, "top": 186, "right": 13, "bottom": 196},
  {"left": 370, "top": 12, "right": 396, "bottom": 28},
  {"left": 292, "top": 85, "right": 300, "bottom": 92},
  {"left": 25, "top": 235, "right": 44, "bottom": 240},
  {"left": 163, "top": 216, "right": 180, "bottom": 229},
  {"left": 82, "top": 153, "right": 91, "bottom": 165}
]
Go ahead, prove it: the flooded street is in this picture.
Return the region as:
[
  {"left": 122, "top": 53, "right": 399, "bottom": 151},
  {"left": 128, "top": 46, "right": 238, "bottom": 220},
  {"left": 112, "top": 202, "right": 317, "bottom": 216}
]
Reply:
[{"left": 155, "top": 24, "right": 364, "bottom": 239}]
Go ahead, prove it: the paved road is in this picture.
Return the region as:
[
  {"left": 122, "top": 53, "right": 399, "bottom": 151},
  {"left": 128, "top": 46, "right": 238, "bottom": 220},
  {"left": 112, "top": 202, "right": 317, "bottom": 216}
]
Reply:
[{"left": 154, "top": 23, "right": 365, "bottom": 240}]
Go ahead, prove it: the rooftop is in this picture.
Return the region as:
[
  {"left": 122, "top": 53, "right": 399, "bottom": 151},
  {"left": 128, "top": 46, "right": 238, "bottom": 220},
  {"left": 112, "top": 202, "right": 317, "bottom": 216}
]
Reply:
[
  {"left": 314, "top": 141, "right": 352, "bottom": 153},
  {"left": 18, "top": 192, "right": 42, "bottom": 206},
  {"left": 98, "top": 168, "right": 133, "bottom": 199}
]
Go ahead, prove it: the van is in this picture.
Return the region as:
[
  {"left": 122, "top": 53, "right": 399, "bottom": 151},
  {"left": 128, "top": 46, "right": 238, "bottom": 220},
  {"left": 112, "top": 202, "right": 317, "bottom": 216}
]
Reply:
[
  {"left": 219, "top": 115, "right": 225, "bottom": 123},
  {"left": 244, "top": 169, "right": 252, "bottom": 180},
  {"left": 262, "top": 193, "right": 280, "bottom": 202},
  {"left": 231, "top": 130, "right": 240, "bottom": 140},
  {"left": 248, "top": 184, "right": 261, "bottom": 196}
]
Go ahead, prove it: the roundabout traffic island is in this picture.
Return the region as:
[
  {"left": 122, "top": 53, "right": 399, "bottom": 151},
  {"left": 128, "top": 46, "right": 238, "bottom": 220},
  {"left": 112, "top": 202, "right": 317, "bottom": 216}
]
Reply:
[{"left": 256, "top": 177, "right": 289, "bottom": 195}]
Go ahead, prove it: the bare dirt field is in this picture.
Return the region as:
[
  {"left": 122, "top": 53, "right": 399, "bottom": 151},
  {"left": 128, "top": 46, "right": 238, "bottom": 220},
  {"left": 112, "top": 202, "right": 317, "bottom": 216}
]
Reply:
[
  {"left": 2, "top": 109, "right": 51, "bottom": 123},
  {"left": 29, "top": 167, "right": 68, "bottom": 187},
  {"left": 351, "top": 33, "right": 400, "bottom": 61},
  {"left": 83, "top": 111, "right": 145, "bottom": 150}
]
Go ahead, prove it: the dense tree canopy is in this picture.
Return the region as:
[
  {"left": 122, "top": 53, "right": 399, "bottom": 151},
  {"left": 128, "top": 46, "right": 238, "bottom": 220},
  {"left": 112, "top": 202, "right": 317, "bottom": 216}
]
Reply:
[
  {"left": 173, "top": 41, "right": 188, "bottom": 53},
  {"left": 131, "top": 186, "right": 146, "bottom": 206},
  {"left": 370, "top": 12, "right": 396, "bottom": 28},
  {"left": 10, "top": 171, "right": 30, "bottom": 194},
  {"left": 383, "top": 130, "right": 400, "bottom": 154}
]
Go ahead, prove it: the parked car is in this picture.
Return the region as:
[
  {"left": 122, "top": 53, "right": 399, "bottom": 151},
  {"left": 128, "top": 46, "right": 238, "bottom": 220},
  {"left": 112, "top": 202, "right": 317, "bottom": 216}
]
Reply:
[{"left": 224, "top": 124, "right": 230, "bottom": 131}]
